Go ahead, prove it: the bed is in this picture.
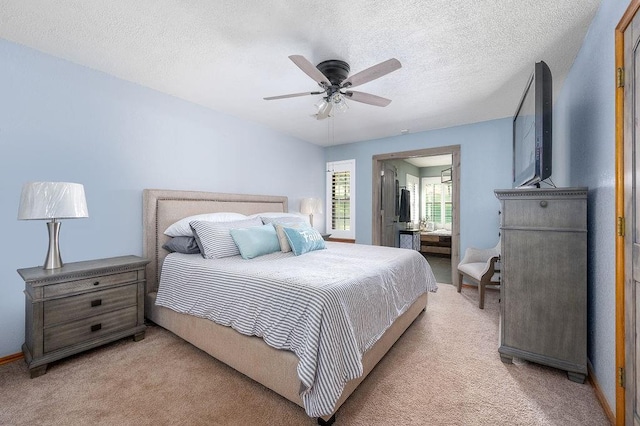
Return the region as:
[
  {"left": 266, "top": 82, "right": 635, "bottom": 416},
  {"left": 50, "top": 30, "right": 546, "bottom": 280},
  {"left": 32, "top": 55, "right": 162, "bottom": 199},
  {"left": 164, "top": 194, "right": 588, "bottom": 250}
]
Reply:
[{"left": 142, "top": 189, "right": 436, "bottom": 424}]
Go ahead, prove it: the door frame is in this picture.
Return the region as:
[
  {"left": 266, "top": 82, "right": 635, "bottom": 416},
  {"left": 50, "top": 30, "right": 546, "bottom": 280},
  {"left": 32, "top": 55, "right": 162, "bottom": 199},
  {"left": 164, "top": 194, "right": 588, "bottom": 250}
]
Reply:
[
  {"left": 372, "top": 145, "right": 461, "bottom": 287},
  {"left": 615, "top": 1, "right": 640, "bottom": 424}
]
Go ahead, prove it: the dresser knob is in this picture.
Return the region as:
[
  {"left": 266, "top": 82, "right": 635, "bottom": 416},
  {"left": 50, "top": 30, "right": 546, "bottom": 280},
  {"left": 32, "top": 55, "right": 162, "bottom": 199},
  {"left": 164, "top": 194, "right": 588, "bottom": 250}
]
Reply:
[
  {"left": 539, "top": 200, "right": 548, "bottom": 208},
  {"left": 90, "top": 324, "right": 102, "bottom": 332},
  {"left": 93, "top": 281, "right": 100, "bottom": 286},
  {"left": 91, "top": 299, "right": 102, "bottom": 307}
]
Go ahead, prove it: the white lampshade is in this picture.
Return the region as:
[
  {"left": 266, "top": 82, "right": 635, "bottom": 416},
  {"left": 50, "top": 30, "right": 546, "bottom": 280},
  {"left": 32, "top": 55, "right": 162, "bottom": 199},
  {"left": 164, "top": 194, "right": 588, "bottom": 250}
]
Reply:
[
  {"left": 18, "top": 182, "right": 89, "bottom": 269},
  {"left": 18, "top": 182, "right": 88, "bottom": 220},
  {"left": 300, "top": 198, "right": 322, "bottom": 215}
]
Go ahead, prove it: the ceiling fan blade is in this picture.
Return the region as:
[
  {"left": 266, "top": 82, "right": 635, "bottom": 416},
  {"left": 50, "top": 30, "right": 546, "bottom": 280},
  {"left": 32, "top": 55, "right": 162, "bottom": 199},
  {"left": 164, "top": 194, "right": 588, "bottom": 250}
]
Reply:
[
  {"left": 344, "top": 91, "right": 392, "bottom": 107},
  {"left": 342, "top": 58, "right": 402, "bottom": 88},
  {"left": 316, "top": 102, "right": 333, "bottom": 120},
  {"left": 264, "top": 91, "right": 323, "bottom": 100},
  {"left": 289, "top": 55, "right": 331, "bottom": 87}
]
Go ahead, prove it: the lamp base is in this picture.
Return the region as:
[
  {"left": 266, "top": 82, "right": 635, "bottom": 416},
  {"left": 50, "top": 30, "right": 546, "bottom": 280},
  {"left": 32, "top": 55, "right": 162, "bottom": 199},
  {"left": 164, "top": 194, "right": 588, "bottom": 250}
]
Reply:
[{"left": 44, "top": 221, "right": 63, "bottom": 269}]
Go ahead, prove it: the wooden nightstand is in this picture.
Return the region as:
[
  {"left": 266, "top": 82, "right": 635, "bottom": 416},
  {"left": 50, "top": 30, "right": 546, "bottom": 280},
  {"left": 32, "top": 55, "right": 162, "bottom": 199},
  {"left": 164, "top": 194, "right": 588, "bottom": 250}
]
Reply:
[{"left": 17, "top": 255, "right": 149, "bottom": 378}]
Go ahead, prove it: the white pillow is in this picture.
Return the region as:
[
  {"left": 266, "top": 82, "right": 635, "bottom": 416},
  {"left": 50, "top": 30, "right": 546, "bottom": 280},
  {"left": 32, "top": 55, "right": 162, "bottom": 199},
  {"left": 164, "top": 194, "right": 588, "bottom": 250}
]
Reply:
[
  {"left": 249, "top": 212, "right": 310, "bottom": 225},
  {"left": 164, "top": 212, "right": 248, "bottom": 237}
]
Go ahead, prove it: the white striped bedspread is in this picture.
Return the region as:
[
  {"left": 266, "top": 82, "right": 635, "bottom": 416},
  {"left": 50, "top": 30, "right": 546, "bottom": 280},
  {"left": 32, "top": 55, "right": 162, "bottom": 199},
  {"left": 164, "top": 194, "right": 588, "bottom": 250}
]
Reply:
[{"left": 155, "top": 242, "right": 438, "bottom": 417}]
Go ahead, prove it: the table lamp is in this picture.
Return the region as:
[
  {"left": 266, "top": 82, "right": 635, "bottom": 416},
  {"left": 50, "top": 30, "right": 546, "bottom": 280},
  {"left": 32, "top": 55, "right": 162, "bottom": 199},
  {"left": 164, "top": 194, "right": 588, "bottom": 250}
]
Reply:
[
  {"left": 18, "top": 182, "right": 89, "bottom": 269},
  {"left": 300, "top": 197, "right": 322, "bottom": 228}
]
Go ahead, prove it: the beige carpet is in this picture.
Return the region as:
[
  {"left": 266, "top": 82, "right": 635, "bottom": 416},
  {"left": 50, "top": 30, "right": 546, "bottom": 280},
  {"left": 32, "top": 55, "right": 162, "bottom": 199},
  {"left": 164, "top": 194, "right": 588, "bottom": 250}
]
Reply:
[{"left": 0, "top": 284, "right": 609, "bottom": 425}]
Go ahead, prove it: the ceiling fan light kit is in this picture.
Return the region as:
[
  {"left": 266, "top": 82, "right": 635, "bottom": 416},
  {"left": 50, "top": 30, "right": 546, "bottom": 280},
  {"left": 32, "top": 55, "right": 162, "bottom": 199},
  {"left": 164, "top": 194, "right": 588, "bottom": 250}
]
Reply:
[{"left": 264, "top": 55, "right": 401, "bottom": 120}]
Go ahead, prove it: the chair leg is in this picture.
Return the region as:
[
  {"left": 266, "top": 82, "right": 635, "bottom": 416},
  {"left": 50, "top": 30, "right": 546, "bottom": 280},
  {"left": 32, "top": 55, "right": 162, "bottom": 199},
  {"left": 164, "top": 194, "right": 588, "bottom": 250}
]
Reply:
[
  {"left": 457, "top": 273, "right": 463, "bottom": 293},
  {"left": 479, "top": 281, "right": 485, "bottom": 309}
]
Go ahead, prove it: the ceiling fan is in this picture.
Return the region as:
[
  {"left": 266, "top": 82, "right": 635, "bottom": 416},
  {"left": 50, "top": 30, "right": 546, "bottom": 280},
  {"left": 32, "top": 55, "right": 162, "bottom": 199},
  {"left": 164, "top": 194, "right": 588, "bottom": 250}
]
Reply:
[{"left": 264, "top": 55, "right": 402, "bottom": 120}]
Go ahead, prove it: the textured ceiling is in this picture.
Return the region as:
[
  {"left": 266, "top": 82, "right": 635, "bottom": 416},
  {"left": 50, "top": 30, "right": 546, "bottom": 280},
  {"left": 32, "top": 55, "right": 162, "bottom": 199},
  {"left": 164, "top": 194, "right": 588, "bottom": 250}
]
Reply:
[{"left": 0, "top": 0, "right": 600, "bottom": 146}]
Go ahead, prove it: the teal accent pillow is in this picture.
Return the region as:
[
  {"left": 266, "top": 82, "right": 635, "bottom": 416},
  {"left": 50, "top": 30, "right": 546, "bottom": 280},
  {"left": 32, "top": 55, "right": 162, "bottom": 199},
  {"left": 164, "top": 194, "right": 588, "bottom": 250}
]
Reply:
[
  {"left": 229, "top": 223, "right": 281, "bottom": 259},
  {"left": 282, "top": 225, "right": 326, "bottom": 256},
  {"left": 272, "top": 221, "right": 307, "bottom": 253}
]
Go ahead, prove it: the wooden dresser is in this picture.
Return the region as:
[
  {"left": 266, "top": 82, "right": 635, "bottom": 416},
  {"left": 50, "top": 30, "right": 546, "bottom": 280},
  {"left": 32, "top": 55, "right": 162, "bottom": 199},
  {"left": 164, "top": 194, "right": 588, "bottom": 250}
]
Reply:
[
  {"left": 495, "top": 188, "right": 587, "bottom": 383},
  {"left": 18, "top": 255, "right": 149, "bottom": 378}
]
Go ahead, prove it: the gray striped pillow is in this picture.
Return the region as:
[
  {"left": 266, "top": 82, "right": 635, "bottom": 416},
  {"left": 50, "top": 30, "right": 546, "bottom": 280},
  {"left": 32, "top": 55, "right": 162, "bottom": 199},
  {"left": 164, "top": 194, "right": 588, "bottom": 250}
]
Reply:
[{"left": 190, "top": 217, "right": 263, "bottom": 259}]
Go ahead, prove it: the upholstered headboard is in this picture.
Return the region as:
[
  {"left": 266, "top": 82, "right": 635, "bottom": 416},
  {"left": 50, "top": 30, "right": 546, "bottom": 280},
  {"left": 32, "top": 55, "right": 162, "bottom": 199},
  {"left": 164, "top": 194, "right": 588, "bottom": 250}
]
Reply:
[{"left": 142, "top": 189, "right": 288, "bottom": 293}]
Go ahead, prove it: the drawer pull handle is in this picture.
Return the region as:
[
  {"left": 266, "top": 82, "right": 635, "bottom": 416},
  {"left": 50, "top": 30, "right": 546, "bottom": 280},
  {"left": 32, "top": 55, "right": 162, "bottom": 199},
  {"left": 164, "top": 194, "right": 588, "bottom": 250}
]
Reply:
[
  {"left": 539, "top": 200, "right": 548, "bottom": 208},
  {"left": 91, "top": 299, "right": 102, "bottom": 307},
  {"left": 90, "top": 324, "right": 102, "bottom": 332},
  {"left": 93, "top": 281, "right": 100, "bottom": 286}
]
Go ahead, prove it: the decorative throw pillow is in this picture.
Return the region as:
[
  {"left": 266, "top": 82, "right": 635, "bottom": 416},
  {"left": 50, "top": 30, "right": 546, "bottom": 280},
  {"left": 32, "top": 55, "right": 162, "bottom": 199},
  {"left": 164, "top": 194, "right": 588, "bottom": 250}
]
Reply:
[
  {"left": 190, "top": 217, "right": 263, "bottom": 259},
  {"left": 162, "top": 236, "right": 200, "bottom": 254},
  {"left": 229, "top": 224, "right": 281, "bottom": 259},
  {"left": 272, "top": 221, "right": 308, "bottom": 252},
  {"left": 164, "top": 212, "right": 248, "bottom": 237},
  {"left": 282, "top": 225, "right": 326, "bottom": 256}
]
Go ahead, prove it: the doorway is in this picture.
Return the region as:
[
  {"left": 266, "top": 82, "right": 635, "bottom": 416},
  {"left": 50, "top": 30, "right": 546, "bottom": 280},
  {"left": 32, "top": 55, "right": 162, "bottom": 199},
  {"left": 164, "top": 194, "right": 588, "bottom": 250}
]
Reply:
[{"left": 372, "top": 145, "right": 461, "bottom": 287}]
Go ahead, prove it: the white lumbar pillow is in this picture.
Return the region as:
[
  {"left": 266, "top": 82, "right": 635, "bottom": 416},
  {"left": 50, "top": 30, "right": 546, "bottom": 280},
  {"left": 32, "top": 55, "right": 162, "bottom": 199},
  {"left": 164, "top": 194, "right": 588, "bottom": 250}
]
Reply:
[{"left": 164, "top": 212, "right": 248, "bottom": 237}]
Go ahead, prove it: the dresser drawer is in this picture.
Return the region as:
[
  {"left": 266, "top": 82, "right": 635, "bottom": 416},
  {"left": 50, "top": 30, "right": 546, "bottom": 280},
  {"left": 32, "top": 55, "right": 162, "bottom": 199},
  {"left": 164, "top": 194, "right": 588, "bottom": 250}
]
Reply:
[
  {"left": 502, "top": 199, "right": 586, "bottom": 229},
  {"left": 43, "top": 284, "right": 137, "bottom": 327},
  {"left": 43, "top": 271, "right": 138, "bottom": 298},
  {"left": 43, "top": 306, "right": 138, "bottom": 353}
]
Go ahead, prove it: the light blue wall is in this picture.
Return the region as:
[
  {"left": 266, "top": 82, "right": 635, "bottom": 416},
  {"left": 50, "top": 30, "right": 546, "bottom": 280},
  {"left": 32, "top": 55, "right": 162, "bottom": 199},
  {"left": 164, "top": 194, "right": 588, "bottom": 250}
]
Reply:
[
  {"left": 0, "top": 39, "right": 325, "bottom": 357},
  {"left": 383, "top": 159, "right": 419, "bottom": 187},
  {"left": 420, "top": 165, "right": 451, "bottom": 178},
  {"left": 325, "top": 118, "right": 512, "bottom": 253},
  {"left": 553, "top": 0, "right": 627, "bottom": 411}
]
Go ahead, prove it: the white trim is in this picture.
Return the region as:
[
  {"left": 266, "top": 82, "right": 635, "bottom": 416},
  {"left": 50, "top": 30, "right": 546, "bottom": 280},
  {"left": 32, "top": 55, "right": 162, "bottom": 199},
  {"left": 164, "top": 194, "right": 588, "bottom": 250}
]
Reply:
[{"left": 326, "top": 159, "right": 356, "bottom": 239}]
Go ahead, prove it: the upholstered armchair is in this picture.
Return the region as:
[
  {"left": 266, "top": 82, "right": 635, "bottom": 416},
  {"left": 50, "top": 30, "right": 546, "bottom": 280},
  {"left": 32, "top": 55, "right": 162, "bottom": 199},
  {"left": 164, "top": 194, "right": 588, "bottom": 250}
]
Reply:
[{"left": 457, "top": 241, "right": 501, "bottom": 309}]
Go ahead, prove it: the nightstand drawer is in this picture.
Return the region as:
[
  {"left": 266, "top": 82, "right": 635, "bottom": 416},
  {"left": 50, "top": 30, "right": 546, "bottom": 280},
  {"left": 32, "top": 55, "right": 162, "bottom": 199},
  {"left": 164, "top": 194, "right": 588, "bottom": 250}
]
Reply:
[
  {"left": 44, "top": 306, "right": 138, "bottom": 353},
  {"left": 44, "top": 271, "right": 138, "bottom": 298},
  {"left": 43, "top": 285, "right": 137, "bottom": 327}
]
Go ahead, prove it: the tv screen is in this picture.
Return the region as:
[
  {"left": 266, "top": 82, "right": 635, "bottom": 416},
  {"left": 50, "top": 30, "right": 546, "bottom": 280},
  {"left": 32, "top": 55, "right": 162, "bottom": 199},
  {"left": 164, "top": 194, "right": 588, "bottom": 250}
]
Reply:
[{"left": 513, "top": 61, "right": 552, "bottom": 188}]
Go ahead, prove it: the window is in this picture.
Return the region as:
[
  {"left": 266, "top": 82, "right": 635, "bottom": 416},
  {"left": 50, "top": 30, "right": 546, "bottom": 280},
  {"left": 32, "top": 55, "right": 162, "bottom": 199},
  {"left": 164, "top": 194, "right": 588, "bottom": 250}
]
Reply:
[
  {"left": 406, "top": 174, "right": 420, "bottom": 224},
  {"left": 421, "top": 177, "right": 452, "bottom": 229},
  {"left": 326, "top": 160, "right": 356, "bottom": 239}
]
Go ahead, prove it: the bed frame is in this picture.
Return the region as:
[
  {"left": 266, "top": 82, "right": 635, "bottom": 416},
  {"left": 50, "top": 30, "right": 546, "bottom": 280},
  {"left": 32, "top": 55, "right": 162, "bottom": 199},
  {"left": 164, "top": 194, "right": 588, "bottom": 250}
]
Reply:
[{"left": 142, "top": 189, "right": 428, "bottom": 424}]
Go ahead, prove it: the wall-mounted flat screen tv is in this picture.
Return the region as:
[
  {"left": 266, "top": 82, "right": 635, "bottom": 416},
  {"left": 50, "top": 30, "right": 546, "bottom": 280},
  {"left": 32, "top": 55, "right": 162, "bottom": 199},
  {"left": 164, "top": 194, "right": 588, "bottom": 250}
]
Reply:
[{"left": 513, "top": 60, "right": 552, "bottom": 188}]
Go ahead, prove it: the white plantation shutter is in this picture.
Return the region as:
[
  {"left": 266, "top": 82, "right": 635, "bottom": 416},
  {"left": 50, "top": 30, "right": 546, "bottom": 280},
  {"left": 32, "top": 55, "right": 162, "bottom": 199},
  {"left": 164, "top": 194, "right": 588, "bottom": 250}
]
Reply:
[
  {"left": 331, "top": 171, "right": 350, "bottom": 230},
  {"left": 406, "top": 174, "right": 420, "bottom": 224},
  {"left": 326, "top": 160, "right": 356, "bottom": 239},
  {"left": 421, "top": 177, "right": 452, "bottom": 228}
]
